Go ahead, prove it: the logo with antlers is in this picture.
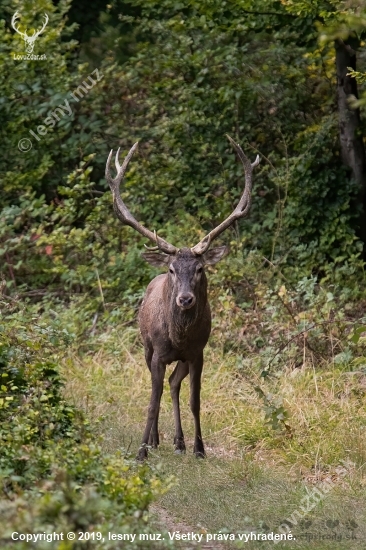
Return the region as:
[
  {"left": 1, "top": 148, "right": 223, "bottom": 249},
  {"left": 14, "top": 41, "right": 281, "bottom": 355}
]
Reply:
[{"left": 11, "top": 11, "right": 48, "bottom": 54}]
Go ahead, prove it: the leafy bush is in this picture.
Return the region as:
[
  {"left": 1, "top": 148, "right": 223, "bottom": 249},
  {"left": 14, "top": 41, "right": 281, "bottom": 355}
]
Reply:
[
  {"left": 1, "top": 0, "right": 365, "bottom": 307},
  {"left": 0, "top": 305, "right": 170, "bottom": 549}
]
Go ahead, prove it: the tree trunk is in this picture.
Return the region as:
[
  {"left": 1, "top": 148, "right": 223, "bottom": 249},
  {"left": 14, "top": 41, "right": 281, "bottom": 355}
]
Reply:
[{"left": 335, "top": 37, "right": 366, "bottom": 251}]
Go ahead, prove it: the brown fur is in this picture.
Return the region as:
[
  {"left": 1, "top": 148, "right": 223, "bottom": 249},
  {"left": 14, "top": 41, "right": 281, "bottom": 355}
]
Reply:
[{"left": 137, "top": 247, "right": 227, "bottom": 459}]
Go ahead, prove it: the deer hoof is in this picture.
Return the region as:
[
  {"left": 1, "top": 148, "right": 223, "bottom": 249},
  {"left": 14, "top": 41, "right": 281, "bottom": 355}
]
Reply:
[
  {"left": 148, "top": 435, "right": 159, "bottom": 448},
  {"left": 174, "top": 437, "right": 186, "bottom": 454},
  {"left": 195, "top": 451, "right": 206, "bottom": 459},
  {"left": 193, "top": 444, "right": 206, "bottom": 458},
  {"left": 174, "top": 448, "right": 186, "bottom": 455},
  {"left": 136, "top": 446, "right": 148, "bottom": 461}
]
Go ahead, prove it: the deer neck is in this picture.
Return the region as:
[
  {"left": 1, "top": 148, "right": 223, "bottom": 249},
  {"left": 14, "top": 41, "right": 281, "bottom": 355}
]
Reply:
[{"left": 164, "top": 276, "right": 208, "bottom": 348}]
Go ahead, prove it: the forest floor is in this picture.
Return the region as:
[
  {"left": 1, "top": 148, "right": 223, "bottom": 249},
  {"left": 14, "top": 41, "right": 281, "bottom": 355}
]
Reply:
[
  {"left": 150, "top": 504, "right": 225, "bottom": 550},
  {"left": 62, "top": 326, "right": 366, "bottom": 550}
]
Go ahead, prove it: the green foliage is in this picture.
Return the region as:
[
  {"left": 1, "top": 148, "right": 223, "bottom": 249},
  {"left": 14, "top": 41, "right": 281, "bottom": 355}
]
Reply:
[
  {"left": 0, "top": 304, "right": 170, "bottom": 548},
  {"left": 2, "top": 0, "right": 366, "bottom": 305},
  {"left": 254, "top": 386, "right": 291, "bottom": 432},
  {"left": 91, "top": 0, "right": 364, "bottom": 281},
  {"left": 0, "top": 345, "right": 77, "bottom": 486}
]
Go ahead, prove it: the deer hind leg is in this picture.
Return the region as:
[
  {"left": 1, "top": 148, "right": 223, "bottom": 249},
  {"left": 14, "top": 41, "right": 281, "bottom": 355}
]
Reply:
[
  {"left": 169, "top": 360, "right": 189, "bottom": 454},
  {"left": 137, "top": 353, "right": 166, "bottom": 461},
  {"left": 190, "top": 353, "right": 205, "bottom": 458}
]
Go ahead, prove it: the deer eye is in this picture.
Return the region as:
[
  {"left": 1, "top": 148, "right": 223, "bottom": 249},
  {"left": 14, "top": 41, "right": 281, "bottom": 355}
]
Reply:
[
  {"left": 197, "top": 266, "right": 203, "bottom": 273},
  {"left": 169, "top": 268, "right": 174, "bottom": 274}
]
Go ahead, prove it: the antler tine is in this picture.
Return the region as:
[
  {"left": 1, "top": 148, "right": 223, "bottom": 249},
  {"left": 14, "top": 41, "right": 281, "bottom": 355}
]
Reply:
[
  {"left": 107, "top": 142, "right": 139, "bottom": 192},
  {"left": 115, "top": 147, "right": 122, "bottom": 172},
  {"left": 106, "top": 143, "right": 177, "bottom": 255},
  {"left": 191, "top": 135, "right": 260, "bottom": 256},
  {"left": 144, "top": 231, "right": 161, "bottom": 251}
]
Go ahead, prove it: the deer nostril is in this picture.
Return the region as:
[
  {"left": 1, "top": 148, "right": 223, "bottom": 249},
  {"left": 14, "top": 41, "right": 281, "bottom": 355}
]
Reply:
[{"left": 178, "top": 295, "right": 194, "bottom": 307}]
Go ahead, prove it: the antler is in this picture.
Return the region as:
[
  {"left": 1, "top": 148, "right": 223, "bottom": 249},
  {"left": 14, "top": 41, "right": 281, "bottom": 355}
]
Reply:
[
  {"left": 191, "top": 135, "right": 260, "bottom": 255},
  {"left": 106, "top": 143, "right": 177, "bottom": 255},
  {"left": 11, "top": 12, "right": 26, "bottom": 38},
  {"left": 33, "top": 13, "right": 48, "bottom": 38}
]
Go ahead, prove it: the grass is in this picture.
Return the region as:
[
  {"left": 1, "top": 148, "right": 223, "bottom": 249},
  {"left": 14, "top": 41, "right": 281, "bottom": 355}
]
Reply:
[
  {"left": 60, "top": 310, "right": 366, "bottom": 549},
  {"left": 56, "top": 270, "right": 366, "bottom": 550}
]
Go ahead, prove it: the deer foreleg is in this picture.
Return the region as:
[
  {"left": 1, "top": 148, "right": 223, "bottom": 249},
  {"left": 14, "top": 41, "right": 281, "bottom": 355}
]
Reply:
[
  {"left": 189, "top": 353, "right": 205, "bottom": 458},
  {"left": 137, "top": 354, "right": 166, "bottom": 461},
  {"left": 149, "top": 382, "right": 164, "bottom": 448}
]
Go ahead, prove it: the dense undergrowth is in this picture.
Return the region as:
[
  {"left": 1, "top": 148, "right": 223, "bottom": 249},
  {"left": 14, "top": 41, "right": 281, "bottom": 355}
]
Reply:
[{"left": 0, "top": 298, "right": 172, "bottom": 549}]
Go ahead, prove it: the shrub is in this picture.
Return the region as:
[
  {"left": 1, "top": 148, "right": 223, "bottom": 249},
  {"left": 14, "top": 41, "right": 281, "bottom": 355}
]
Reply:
[{"left": 0, "top": 306, "right": 170, "bottom": 549}]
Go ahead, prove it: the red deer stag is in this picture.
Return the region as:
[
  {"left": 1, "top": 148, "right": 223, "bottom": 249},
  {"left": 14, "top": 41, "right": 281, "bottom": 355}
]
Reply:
[{"left": 105, "top": 136, "right": 259, "bottom": 460}]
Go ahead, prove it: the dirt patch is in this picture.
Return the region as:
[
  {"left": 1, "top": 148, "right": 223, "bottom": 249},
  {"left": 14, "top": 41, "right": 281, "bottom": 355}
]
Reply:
[{"left": 151, "top": 505, "right": 226, "bottom": 549}]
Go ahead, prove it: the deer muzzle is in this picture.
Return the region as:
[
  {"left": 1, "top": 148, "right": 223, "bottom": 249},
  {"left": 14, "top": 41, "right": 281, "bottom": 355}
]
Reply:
[{"left": 176, "top": 293, "right": 196, "bottom": 310}]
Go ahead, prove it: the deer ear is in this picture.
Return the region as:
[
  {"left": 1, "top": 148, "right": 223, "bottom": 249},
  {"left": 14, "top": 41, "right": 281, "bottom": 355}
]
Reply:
[
  {"left": 141, "top": 252, "right": 172, "bottom": 268},
  {"left": 202, "top": 246, "right": 229, "bottom": 265}
]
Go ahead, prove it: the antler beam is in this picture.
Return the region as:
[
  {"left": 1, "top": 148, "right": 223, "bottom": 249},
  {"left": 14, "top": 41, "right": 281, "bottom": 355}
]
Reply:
[
  {"left": 105, "top": 143, "right": 177, "bottom": 255},
  {"left": 191, "top": 135, "right": 260, "bottom": 255}
]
